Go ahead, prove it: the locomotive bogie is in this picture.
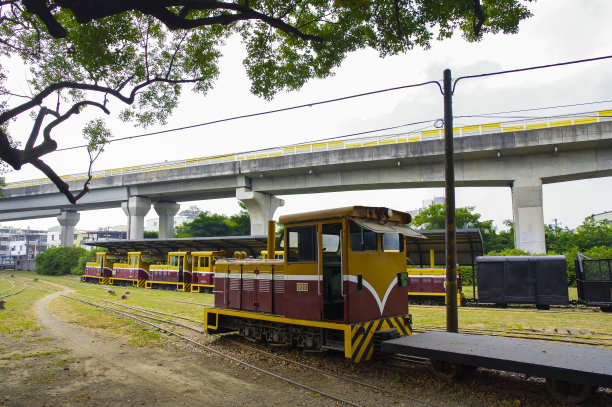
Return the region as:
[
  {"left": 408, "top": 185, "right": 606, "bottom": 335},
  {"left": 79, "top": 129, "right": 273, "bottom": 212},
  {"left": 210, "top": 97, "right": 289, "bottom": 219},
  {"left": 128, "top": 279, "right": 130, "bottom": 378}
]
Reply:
[{"left": 203, "top": 307, "right": 412, "bottom": 362}]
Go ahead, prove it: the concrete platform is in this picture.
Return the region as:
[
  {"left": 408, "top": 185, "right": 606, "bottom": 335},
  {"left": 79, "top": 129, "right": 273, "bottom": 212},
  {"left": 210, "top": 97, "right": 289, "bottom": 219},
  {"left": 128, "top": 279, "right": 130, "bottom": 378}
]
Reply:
[{"left": 382, "top": 331, "right": 612, "bottom": 387}]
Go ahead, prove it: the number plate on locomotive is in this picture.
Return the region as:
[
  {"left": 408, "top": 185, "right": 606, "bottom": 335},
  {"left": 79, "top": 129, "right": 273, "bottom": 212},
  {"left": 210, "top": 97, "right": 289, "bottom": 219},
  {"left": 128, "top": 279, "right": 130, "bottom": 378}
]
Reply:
[{"left": 296, "top": 282, "right": 309, "bottom": 292}]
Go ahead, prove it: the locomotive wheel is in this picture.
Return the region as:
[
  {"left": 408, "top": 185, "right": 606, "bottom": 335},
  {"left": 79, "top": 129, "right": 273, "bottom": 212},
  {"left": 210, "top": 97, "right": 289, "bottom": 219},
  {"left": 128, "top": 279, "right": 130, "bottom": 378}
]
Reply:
[
  {"left": 430, "top": 360, "right": 473, "bottom": 380},
  {"left": 545, "top": 378, "right": 592, "bottom": 404}
]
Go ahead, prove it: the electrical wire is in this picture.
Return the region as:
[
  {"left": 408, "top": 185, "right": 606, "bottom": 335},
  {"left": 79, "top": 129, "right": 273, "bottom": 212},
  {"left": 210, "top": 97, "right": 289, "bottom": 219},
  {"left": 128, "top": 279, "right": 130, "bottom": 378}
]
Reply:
[
  {"left": 55, "top": 80, "right": 442, "bottom": 152},
  {"left": 452, "top": 55, "right": 612, "bottom": 94},
  {"left": 52, "top": 55, "right": 612, "bottom": 154}
]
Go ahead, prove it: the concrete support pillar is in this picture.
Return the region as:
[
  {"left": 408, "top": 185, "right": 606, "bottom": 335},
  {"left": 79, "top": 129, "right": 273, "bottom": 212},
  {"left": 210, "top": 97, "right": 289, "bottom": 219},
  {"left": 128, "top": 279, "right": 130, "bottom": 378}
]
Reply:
[
  {"left": 57, "top": 210, "right": 80, "bottom": 247},
  {"left": 121, "top": 196, "right": 151, "bottom": 240},
  {"left": 154, "top": 202, "right": 180, "bottom": 239},
  {"left": 236, "top": 188, "right": 284, "bottom": 235},
  {"left": 511, "top": 178, "right": 546, "bottom": 254}
]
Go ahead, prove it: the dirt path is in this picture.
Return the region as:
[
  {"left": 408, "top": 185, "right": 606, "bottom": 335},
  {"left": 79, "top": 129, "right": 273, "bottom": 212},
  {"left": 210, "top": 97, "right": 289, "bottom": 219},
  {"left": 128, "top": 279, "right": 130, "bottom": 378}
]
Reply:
[{"left": 1, "top": 291, "right": 336, "bottom": 407}]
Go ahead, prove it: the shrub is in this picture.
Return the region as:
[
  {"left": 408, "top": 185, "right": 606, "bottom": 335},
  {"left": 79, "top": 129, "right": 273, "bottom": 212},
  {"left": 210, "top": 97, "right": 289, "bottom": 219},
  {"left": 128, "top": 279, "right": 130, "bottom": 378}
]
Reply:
[
  {"left": 35, "top": 246, "right": 87, "bottom": 275},
  {"left": 71, "top": 249, "right": 98, "bottom": 275},
  {"left": 485, "top": 248, "right": 533, "bottom": 256}
]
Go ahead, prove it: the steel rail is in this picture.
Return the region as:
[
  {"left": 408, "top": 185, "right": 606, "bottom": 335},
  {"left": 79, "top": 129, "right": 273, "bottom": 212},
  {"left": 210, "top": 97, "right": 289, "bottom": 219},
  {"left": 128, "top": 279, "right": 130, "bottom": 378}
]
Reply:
[
  {"left": 224, "top": 338, "right": 440, "bottom": 407},
  {"left": 60, "top": 294, "right": 363, "bottom": 407},
  {"left": 73, "top": 292, "right": 203, "bottom": 324}
]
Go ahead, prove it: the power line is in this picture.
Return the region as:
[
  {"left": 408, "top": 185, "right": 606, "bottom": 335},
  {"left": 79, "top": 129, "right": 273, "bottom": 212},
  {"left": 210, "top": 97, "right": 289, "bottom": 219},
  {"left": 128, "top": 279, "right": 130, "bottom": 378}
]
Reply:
[
  {"left": 452, "top": 54, "right": 612, "bottom": 94},
  {"left": 54, "top": 54, "right": 612, "bottom": 153},
  {"left": 56, "top": 80, "right": 442, "bottom": 152}
]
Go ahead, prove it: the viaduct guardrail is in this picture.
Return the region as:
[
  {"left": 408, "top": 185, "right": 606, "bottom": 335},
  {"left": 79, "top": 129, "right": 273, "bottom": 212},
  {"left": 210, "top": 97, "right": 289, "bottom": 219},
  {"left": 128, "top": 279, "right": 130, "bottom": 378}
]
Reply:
[{"left": 5, "top": 109, "right": 611, "bottom": 189}]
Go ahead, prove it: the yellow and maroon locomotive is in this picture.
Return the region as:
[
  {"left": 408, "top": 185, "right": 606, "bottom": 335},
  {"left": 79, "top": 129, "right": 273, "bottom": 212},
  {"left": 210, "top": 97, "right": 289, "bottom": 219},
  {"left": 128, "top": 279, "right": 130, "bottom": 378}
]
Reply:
[
  {"left": 204, "top": 206, "right": 421, "bottom": 362},
  {"left": 83, "top": 252, "right": 122, "bottom": 284}
]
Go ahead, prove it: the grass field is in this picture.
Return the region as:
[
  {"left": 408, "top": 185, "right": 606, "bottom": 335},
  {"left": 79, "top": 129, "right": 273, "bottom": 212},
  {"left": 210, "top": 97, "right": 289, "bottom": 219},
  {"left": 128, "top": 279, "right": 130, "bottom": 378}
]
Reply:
[{"left": 3, "top": 270, "right": 611, "bottom": 345}]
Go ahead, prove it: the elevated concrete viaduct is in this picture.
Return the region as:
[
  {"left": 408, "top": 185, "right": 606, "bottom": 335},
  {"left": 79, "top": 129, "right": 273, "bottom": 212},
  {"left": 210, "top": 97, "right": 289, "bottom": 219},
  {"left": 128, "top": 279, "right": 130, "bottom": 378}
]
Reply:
[{"left": 1, "top": 120, "right": 611, "bottom": 251}]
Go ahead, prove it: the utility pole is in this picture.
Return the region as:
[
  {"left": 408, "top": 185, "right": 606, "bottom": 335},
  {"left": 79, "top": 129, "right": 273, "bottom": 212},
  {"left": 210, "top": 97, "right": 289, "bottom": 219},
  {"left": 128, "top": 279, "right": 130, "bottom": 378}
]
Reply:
[{"left": 443, "top": 69, "right": 458, "bottom": 333}]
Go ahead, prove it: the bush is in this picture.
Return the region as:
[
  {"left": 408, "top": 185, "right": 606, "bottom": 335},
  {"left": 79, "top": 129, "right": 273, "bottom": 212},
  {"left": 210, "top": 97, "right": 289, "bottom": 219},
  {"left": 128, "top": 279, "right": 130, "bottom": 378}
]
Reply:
[
  {"left": 459, "top": 265, "right": 476, "bottom": 286},
  {"left": 566, "top": 245, "right": 612, "bottom": 286},
  {"left": 485, "top": 248, "right": 533, "bottom": 256},
  {"left": 35, "top": 246, "right": 87, "bottom": 275},
  {"left": 71, "top": 249, "right": 98, "bottom": 275}
]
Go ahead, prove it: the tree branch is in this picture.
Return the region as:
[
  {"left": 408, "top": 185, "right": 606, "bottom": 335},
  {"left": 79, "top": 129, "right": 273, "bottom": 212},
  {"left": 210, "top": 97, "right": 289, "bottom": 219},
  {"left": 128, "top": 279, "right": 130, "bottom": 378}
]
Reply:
[
  {"left": 30, "top": 156, "right": 79, "bottom": 204},
  {"left": 31, "top": 1, "right": 324, "bottom": 42},
  {"left": 22, "top": 0, "right": 67, "bottom": 37},
  {"left": 25, "top": 106, "right": 58, "bottom": 150},
  {"left": 0, "top": 76, "right": 199, "bottom": 124},
  {"left": 472, "top": 0, "right": 486, "bottom": 37}
]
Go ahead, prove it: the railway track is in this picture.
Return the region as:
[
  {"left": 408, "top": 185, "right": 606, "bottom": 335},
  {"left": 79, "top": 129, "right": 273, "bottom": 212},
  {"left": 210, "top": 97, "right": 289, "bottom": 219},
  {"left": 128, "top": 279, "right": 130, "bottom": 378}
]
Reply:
[
  {"left": 414, "top": 303, "right": 608, "bottom": 314},
  {"left": 64, "top": 292, "right": 444, "bottom": 406},
  {"left": 0, "top": 278, "right": 27, "bottom": 299},
  {"left": 64, "top": 291, "right": 589, "bottom": 406},
  {"left": 24, "top": 277, "right": 612, "bottom": 347},
  {"left": 15, "top": 275, "right": 612, "bottom": 405},
  {"left": 0, "top": 278, "right": 17, "bottom": 298},
  {"left": 21, "top": 281, "right": 440, "bottom": 407}
]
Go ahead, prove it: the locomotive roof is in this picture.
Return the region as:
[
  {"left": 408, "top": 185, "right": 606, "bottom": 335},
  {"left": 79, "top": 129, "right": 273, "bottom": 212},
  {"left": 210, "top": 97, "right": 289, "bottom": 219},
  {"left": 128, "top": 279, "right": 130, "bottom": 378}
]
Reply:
[
  {"left": 278, "top": 206, "right": 412, "bottom": 225},
  {"left": 83, "top": 235, "right": 274, "bottom": 256}
]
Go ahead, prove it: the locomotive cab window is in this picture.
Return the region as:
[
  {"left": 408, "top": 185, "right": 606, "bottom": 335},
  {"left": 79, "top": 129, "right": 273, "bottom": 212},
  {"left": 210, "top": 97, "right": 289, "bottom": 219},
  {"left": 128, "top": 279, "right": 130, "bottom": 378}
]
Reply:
[
  {"left": 170, "top": 255, "right": 179, "bottom": 267},
  {"left": 286, "top": 225, "right": 317, "bottom": 263},
  {"left": 350, "top": 221, "right": 378, "bottom": 252},
  {"left": 382, "top": 233, "right": 404, "bottom": 252}
]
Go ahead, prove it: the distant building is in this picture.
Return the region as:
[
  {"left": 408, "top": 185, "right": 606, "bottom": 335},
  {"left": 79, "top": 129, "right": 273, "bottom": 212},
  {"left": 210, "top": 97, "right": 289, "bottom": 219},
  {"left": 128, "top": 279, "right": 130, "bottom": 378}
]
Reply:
[
  {"left": 77, "top": 228, "right": 127, "bottom": 248},
  {"left": 408, "top": 197, "right": 446, "bottom": 218},
  {"left": 0, "top": 226, "right": 48, "bottom": 260},
  {"left": 592, "top": 211, "right": 612, "bottom": 225}
]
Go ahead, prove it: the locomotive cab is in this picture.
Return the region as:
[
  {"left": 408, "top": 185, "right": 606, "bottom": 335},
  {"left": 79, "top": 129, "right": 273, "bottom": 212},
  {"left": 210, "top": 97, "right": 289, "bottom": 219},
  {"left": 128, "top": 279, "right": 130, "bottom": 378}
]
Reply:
[
  {"left": 84, "top": 252, "right": 120, "bottom": 280},
  {"left": 190, "top": 251, "right": 226, "bottom": 292},
  {"left": 113, "top": 251, "right": 159, "bottom": 283},
  {"left": 281, "top": 210, "right": 418, "bottom": 324}
]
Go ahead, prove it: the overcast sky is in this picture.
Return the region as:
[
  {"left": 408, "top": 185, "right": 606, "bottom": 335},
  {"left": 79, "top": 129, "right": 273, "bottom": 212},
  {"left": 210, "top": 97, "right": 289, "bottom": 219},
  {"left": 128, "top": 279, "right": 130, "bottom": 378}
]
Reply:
[{"left": 4, "top": 0, "right": 612, "bottom": 231}]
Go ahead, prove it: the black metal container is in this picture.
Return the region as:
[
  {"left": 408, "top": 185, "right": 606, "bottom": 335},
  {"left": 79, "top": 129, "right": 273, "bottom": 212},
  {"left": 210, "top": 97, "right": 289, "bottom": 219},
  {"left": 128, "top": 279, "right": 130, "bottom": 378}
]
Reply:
[{"left": 476, "top": 256, "right": 569, "bottom": 308}]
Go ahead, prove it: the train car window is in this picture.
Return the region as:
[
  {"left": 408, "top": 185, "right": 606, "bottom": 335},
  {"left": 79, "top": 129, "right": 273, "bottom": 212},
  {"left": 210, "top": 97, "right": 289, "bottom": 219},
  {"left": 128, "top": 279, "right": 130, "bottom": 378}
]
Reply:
[
  {"left": 170, "top": 255, "right": 178, "bottom": 267},
  {"left": 199, "top": 257, "right": 209, "bottom": 268},
  {"left": 129, "top": 255, "right": 138, "bottom": 265},
  {"left": 349, "top": 222, "right": 377, "bottom": 251},
  {"left": 97, "top": 255, "right": 104, "bottom": 264},
  {"left": 382, "top": 233, "right": 404, "bottom": 252},
  {"left": 287, "top": 225, "right": 317, "bottom": 263}
]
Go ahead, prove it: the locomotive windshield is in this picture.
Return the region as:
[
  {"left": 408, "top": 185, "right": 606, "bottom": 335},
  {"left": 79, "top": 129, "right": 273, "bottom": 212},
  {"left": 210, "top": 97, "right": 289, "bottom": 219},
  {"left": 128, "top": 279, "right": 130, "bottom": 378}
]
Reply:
[
  {"left": 382, "top": 233, "right": 404, "bottom": 252},
  {"left": 286, "top": 225, "right": 316, "bottom": 263}
]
